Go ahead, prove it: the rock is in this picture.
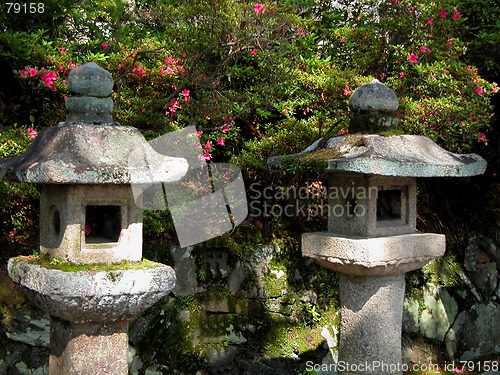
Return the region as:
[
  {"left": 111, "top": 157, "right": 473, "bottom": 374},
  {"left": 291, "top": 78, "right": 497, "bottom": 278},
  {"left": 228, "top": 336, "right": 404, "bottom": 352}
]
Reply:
[
  {"left": 402, "top": 297, "right": 420, "bottom": 334},
  {"left": 471, "top": 262, "right": 498, "bottom": 295},
  {"left": 459, "top": 302, "right": 500, "bottom": 361},
  {"left": 4, "top": 308, "right": 49, "bottom": 348},
  {"left": 170, "top": 246, "right": 201, "bottom": 296},
  {"left": 419, "top": 285, "right": 457, "bottom": 341}
]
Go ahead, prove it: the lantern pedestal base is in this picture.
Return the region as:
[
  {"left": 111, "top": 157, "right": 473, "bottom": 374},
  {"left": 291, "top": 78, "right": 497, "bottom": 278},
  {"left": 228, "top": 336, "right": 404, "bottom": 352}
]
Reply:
[
  {"left": 338, "top": 274, "right": 405, "bottom": 375},
  {"left": 50, "top": 318, "right": 128, "bottom": 375}
]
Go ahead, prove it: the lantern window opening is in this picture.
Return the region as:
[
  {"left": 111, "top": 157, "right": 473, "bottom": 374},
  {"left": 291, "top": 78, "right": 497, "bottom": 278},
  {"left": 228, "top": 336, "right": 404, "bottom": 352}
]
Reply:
[
  {"left": 84, "top": 204, "right": 122, "bottom": 244},
  {"left": 376, "top": 186, "right": 408, "bottom": 226}
]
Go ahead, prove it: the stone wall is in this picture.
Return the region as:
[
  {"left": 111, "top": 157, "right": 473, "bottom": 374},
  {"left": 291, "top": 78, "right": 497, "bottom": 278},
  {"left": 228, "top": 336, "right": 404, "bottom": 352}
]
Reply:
[{"left": 1, "top": 234, "right": 499, "bottom": 374}]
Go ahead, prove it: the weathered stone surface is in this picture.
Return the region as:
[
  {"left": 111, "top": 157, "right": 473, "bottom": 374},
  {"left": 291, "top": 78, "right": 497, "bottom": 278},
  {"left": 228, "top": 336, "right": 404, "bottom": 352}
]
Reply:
[
  {"left": 458, "top": 302, "right": 500, "bottom": 361},
  {"left": 269, "top": 134, "right": 487, "bottom": 177},
  {"left": 0, "top": 123, "right": 188, "bottom": 184},
  {"left": 339, "top": 274, "right": 405, "bottom": 375},
  {"left": 170, "top": 246, "right": 201, "bottom": 296},
  {"left": 302, "top": 232, "right": 445, "bottom": 276},
  {"left": 350, "top": 79, "right": 399, "bottom": 114},
  {"left": 66, "top": 62, "right": 113, "bottom": 98},
  {"left": 50, "top": 318, "right": 128, "bottom": 375},
  {"left": 8, "top": 258, "right": 176, "bottom": 322}
]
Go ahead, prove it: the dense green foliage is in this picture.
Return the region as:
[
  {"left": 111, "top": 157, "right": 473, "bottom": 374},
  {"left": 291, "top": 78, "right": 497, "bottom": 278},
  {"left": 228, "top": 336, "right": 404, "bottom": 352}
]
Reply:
[{"left": 0, "top": 0, "right": 498, "bottom": 256}]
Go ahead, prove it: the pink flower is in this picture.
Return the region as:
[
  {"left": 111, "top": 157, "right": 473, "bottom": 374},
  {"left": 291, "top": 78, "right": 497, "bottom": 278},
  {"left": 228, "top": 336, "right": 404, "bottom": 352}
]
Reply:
[
  {"left": 438, "top": 9, "right": 448, "bottom": 18},
  {"left": 217, "top": 137, "right": 225, "bottom": 146},
  {"left": 337, "top": 129, "right": 347, "bottom": 135},
  {"left": 40, "top": 70, "right": 58, "bottom": 90},
  {"left": 446, "top": 39, "right": 453, "bottom": 49},
  {"left": 205, "top": 141, "right": 213, "bottom": 149},
  {"left": 181, "top": 89, "right": 190, "bottom": 102},
  {"left": 343, "top": 85, "right": 350, "bottom": 96},
  {"left": 250, "top": 48, "right": 258, "bottom": 56},
  {"left": 60, "top": 47, "right": 66, "bottom": 54},
  {"left": 399, "top": 71, "right": 406, "bottom": 79},
  {"left": 196, "top": 130, "right": 203, "bottom": 137},
  {"left": 165, "top": 67, "right": 175, "bottom": 75},
  {"left": 29, "top": 68, "right": 38, "bottom": 77},
  {"left": 419, "top": 46, "right": 431, "bottom": 53},
  {"left": 477, "top": 132, "right": 486, "bottom": 142},
  {"left": 221, "top": 125, "right": 230, "bottom": 133},
  {"left": 254, "top": 3, "right": 266, "bottom": 14},
  {"left": 426, "top": 17, "right": 434, "bottom": 25},
  {"left": 391, "top": 0, "right": 398, "bottom": 4},
  {"left": 27, "top": 127, "right": 37, "bottom": 139},
  {"left": 407, "top": 53, "right": 419, "bottom": 64},
  {"left": 132, "top": 65, "right": 147, "bottom": 79},
  {"left": 204, "top": 114, "right": 211, "bottom": 120},
  {"left": 453, "top": 11, "right": 461, "bottom": 21},
  {"left": 101, "top": 42, "right": 110, "bottom": 50},
  {"left": 19, "top": 69, "right": 28, "bottom": 78},
  {"left": 476, "top": 86, "right": 484, "bottom": 96},
  {"left": 200, "top": 150, "right": 212, "bottom": 160}
]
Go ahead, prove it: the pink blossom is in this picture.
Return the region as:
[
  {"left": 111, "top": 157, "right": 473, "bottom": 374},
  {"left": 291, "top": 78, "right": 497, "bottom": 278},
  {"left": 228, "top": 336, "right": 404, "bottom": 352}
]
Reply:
[
  {"left": 254, "top": 3, "right": 266, "bottom": 14},
  {"left": 181, "top": 89, "right": 190, "bottom": 102},
  {"left": 221, "top": 125, "right": 230, "bottom": 133},
  {"left": 391, "top": 0, "right": 398, "bottom": 4},
  {"left": 101, "top": 42, "right": 110, "bottom": 50},
  {"left": 343, "top": 86, "right": 350, "bottom": 96},
  {"left": 60, "top": 47, "right": 66, "bottom": 54},
  {"left": 426, "top": 17, "right": 434, "bottom": 25},
  {"left": 27, "top": 127, "right": 37, "bottom": 139},
  {"left": 438, "top": 9, "right": 448, "bottom": 18},
  {"left": 204, "top": 114, "right": 211, "bottom": 120},
  {"left": 132, "top": 65, "right": 147, "bottom": 79},
  {"left": 250, "top": 48, "right": 258, "bottom": 56},
  {"left": 453, "top": 11, "right": 461, "bottom": 21},
  {"left": 165, "top": 67, "right": 175, "bottom": 75},
  {"left": 419, "top": 45, "right": 431, "bottom": 53},
  {"left": 407, "top": 53, "right": 419, "bottom": 64},
  {"left": 142, "top": 107, "right": 147, "bottom": 113},
  {"left": 19, "top": 69, "right": 28, "bottom": 78},
  {"left": 196, "top": 130, "right": 203, "bottom": 137},
  {"left": 217, "top": 137, "right": 225, "bottom": 146},
  {"left": 476, "top": 86, "right": 484, "bottom": 96},
  {"left": 296, "top": 28, "right": 305, "bottom": 36},
  {"left": 446, "top": 39, "right": 453, "bottom": 49},
  {"left": 337, "top": 129, "right": 347, "bottom": 135},
  {"left": 205, "top": 141, "right": 213, "bottom": 149},
  {"left": 477, "top": 133, "right": 486, "bottom": 143},
  {"left": 40, "top": 70, "right": 58, "bottom": 90},
  {"left": 29, "top": 68, "right": 38, "bottom": 77},
  {"left": 200, "top": 150, "right": 212, "bottom": 160},
  {"left": 399, "top": 71, "right": 406, "bottom": 79}
]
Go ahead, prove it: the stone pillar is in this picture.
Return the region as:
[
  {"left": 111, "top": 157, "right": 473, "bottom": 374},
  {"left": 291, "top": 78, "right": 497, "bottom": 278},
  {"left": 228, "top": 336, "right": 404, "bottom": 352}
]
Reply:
[
  {"left": 338, "top": 274, "right": 405, "bottom": 375},
  {"left": 50, "top": 318, "right": 129, "bottom": 375}
]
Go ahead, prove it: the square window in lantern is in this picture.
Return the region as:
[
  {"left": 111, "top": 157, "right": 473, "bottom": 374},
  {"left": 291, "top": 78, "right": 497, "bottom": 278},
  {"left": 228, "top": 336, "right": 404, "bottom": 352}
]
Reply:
[
  {"left": 85, "top": 205, "right": 122, "bottom": 243},
  {"left": 376, "top": 189, "right": 402, "bottom": 221}
]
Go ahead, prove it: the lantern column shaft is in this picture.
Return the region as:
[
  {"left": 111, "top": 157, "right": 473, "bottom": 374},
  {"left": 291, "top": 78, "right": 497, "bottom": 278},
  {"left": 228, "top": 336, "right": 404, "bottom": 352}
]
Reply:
[
  {"left": 49, "top": 318, "right": 129, "bottom": 375},
  {"left": 338, "top": 274, "right": 405, "bottom": 375}
]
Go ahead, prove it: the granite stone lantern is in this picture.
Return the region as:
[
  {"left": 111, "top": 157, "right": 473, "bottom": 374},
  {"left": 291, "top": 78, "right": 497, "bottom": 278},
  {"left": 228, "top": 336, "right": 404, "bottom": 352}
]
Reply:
[
  {"left": 269, "top": 79, "right": 487, "bottom": 374},
  {"left": 0, "top": 62, "right": 188, "bottom": 374}
]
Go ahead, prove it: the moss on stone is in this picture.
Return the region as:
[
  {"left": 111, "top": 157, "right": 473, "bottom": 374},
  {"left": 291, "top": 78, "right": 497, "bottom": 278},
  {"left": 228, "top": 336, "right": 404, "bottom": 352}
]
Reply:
[{"left": 13, "top": 254, "right": 162, "bottom": 272}]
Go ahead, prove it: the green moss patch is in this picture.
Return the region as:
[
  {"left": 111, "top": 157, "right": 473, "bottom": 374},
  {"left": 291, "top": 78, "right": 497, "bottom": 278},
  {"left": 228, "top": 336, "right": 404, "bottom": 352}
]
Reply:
[{"left": 13, "top": 255, "right": 162, "bottom": 272}]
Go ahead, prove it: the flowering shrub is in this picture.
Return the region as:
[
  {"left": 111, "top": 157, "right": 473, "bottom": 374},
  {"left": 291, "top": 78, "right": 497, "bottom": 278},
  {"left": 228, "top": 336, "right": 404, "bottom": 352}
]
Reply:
[{"left": 0, "top": 0, "right": 497, "bottom": 248}]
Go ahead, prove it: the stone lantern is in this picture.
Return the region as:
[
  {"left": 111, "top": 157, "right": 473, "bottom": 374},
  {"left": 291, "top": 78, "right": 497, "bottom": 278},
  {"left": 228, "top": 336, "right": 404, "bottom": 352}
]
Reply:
[
  {"left": 1, "top": 62, "right": 188, "bottom": 374},
  {"left": 269, "top": 79, "right": 487, "bottom": 374}
]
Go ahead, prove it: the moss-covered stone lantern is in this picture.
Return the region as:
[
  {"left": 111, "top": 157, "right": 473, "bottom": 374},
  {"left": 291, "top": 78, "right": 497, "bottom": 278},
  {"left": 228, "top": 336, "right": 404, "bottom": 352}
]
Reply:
[
  {"left": 1, "top": 62, "right": 188, "bottom": 374},
  {"left": 268, "top": 79, "right": 487, "bottom": 375}
]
